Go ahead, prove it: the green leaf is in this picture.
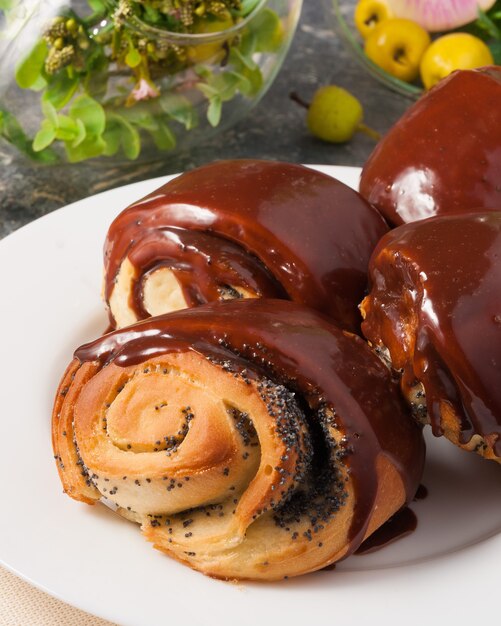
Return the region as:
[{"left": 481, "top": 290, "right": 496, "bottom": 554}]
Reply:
[
  {"left": 228, "top": 70, "right": 252, "bottom": 96},
  {"left": 103, "top": 129, "right": 121, "bottom": 156},
  {"left": 106, "top": 112, "right": 141, "bottom": 160},
  {"left": 211, "top": 72, "right": 241, "bottom": 102},
  {"left": 194, "top": 65, "right": 212, "bottom": 80},
  {"left": 15, "top": 40, "right": 48, "bottom": 89},
  {"left": 207, "top": 96, "right": 222, "bottom": 127},
  {"left": 69, "top": 95, "right": 106, "bottom": 136},
  {"left": 85, "top": 65, "right": 109, "bottom": 99},
  {"left": 197, "top": 72, "right": 241, "bottom": 105},
  {"left": 160, "top": 93, "right": 198, "bottom": 130},
  {"left": 197, "top": 83, "right": 220, "bottom": 99},
  {"left": 58, "top": 115, "right": 79, "bottom": 131},
  {"left": 476, "top": 8, "right": 501, "bottom": 39},
  {"left": 230, "top": 45, "right": 258, "bottom": 71},
  {"left": 30, "top": 75, "right": 48, "bottom": 92},
  {"left": 120, "top": 107, "right": 158, "bottom": 132},
  {"left": 248, "top": 8, "right": 283, "bottom": 52},
  {"left": 150, "top": 122, "right": 176, "bottom": 151},
  {"left": 0, "top": 107, "right": 58, "bottom": 163},
  {"left": 86, "top": 0, "right": 106, "bottom": 11},
  {"left": 125, "top": 47, "right": 142, "bottom": 68},
  {"left": 86, "top": 45, "right": 108, "bottom": 71},
  {"left": 42, "top": 99, "right": 59, "bottom": 128},
  {"left": 239, "top": 30, "right": 257, "bottom": 58},
  {"left": 0, "top": 0, "right": 16, "bottom": 10},
  {"left": 239, "top": 65, "right": 263, "bottom": 97},
  {"left": 33, "top": 120, "right": 56, "bottom": 152},
  {"left": 489, "top": 40, "right": 501, "bottom": 64},
  {"left": 65, "top": 135, "right": 106, "bottom": 162},
  {"left": 54, "top": 115, "right": 79, "bottom": 141},
  {"left": 43, "top": 72, "right": 79, "bottom": 110},
  {"left": 119, "top": 123, "right": 140, "bottom": 159},
  {"left": 143, "top": 4, "right": 162, "bottom": 23},
  {"left": 237, "top": 0, "right": 262, "bottom": 16},
  {"left": 72, "top": 118, "right": 87, "bottom": 147}
]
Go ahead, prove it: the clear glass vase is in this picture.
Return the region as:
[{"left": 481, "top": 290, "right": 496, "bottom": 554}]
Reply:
[{"left": 0, "top": 0, "right": 303, "bottom": 164}]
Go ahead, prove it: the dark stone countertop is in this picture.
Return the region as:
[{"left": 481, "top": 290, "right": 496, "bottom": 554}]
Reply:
[{"left": 0, "top": 1, "right": 411, "bottom": 238}]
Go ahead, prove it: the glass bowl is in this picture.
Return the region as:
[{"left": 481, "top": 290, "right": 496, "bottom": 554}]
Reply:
[
  {"left": 329, "top": 0, "right": 422, "bottom": 98},
  {"left": 0, "top": 0, "right": 303, "bottom": 165}
]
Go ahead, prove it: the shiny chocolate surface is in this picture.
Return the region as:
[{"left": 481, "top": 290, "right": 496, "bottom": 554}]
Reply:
[
  {"left": 355, "top": 507, "right": 417, "bottom": 555},
  {"left": 128, "top": 228, "right": 284, "bottom": 320},
  {"left": 105, "top": 160, "right": 388, "bottom": 332},
  {"left": 360, "top": 68, "right": 501, "bottom": 225},
  {"left": 362, "top": 212, "right": 501, "bottom": 455},
  {"left": 76, "top": 298, "right": 425, "bottom": 555}
]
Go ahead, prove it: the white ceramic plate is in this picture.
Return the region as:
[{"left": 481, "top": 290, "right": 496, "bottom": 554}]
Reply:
[{"left": 1, "top": 165, "right": 500, "bottom": 626}]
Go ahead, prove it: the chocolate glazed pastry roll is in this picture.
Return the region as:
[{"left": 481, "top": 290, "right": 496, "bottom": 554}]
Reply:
[
  {"left": 53, "top": 299, "right": 424, "bottom": 581},
  {"left": 360, "top": 67, "right": 501, "bottom": 225},
  {"left": 361, "top": 212, "right": 501, "bottom": 461},
  {"left": 104, "top": 159, "right": 388, "bottom": 333}
]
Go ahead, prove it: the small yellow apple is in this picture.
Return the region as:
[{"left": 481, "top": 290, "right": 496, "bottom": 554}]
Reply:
[
  {"left": 364, "top": 18, "right": 431, "bottom": 83},
  {"left": 420, "top": 33, "right": 494, "bottom": 90},
  {"left": 307, "top": 86, "right": 363, "bottom": 143},
  {"left": 354, "top": 0, "right": 393, "bottom": 40},
  {"left": 305, "top": 85, "right": 380, "bottom": 143}
]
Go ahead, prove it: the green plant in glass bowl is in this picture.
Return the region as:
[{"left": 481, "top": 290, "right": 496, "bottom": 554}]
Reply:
[{"left": 0, "top": 0, "right": 302, "bottom": 164}]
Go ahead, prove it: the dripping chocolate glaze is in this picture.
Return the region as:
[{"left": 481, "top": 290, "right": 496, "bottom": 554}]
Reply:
[
  {"left": 355, "top": 507, "right": 417, "bottom": 555},
  {"left": 360, "top": 67, "right": 501, "bottom": 226},
  {"left": 353, "top": 485, "right": 426, "bottom": 555},
  {"left": 104, "top": 160, "right": 388, "bottom": 333},
  {"left": 362, "top": 212, "right": 501, "bottom": 456},
  {"left": 75, "top": 299, "right": 425, "bottom": 555},
  {"left": 129, "top": 228, "right": 285, "bottom": 320},
  {"left": 414, "top": 484, "right": 428, "bottom": 500}
]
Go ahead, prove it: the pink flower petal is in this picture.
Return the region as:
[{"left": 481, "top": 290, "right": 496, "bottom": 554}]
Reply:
[
  {"left": 131, "top": 78, "right": 160, "bottom": 102},
  {"left": 388, "top": 0, "right": 496, "bottom": 31}
]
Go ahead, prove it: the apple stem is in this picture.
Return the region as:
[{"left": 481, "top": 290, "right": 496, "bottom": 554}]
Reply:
[
  {"left": 289, "top": 91, "right": 311, "bottom": 109},
  {"left": 357, "top": 122, "right": 381, "bottom": 142}
]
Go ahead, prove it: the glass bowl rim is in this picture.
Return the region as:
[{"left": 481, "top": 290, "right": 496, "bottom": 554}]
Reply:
[{"left": 112, "top": 0, "right": 270, "bottom": 44}]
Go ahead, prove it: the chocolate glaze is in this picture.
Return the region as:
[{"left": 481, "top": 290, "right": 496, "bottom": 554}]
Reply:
[
  {"left": 75, "top": 299, "right": 425, "bottom": 555},
  {"left": 360, "top": 67, "right": 501, "bottom": 226},
  {"left": 104, "top": 160, "right": 388, "bottom": 332},
  {"left": 414, "top": 484, "right": 428, "bottom": 501},
  {"left": 128, "top": 227, "right": 285, "bottom": 320},
  {"left": 320, "top": 563, "right": 337, "bottom": 571},
  {"left": 362, "top": 212, "right": 501, "bottom": 456},
  {"left": 355, "top": 507, "right": 417, "bottom": 555}
]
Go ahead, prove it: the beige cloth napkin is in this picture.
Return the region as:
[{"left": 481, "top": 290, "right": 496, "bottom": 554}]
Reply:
[{"left": 0, "top": 565, "right": 117, "bottom": 626}]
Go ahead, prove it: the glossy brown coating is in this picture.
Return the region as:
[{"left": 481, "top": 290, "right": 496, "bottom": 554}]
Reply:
[
  {"left": 362, "top": 212, "right": 501, "bottom": 457},
  {"left": 104, "top": 160, "right": 388, "bottom": 332},
  {"left": 360, "top": 68, "right": 501, "bottom": 226},
  {"left": 75, "top": 298, "right": 425, "bottom": 554},
  {"left": 354, "top": 507, "right": 417, "bottom": 555},
  {"left": 128, "top": 228, "right": 284, "bottom": 320}
]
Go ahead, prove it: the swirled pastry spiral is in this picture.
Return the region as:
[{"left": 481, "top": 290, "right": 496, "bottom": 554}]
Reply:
[
  {"left": 361, "top": 212, "right": 501, "bottom": 461},
  {"left": 52, "top": 299, "right": 424, "bottom": 580},
  {"left": 104, "top": 160, "right": 388, "bottom": 333}
]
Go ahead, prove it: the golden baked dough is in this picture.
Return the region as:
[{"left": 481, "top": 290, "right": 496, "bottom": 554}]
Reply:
[{"left": 53, "top": 300, "right": 425, "bottom": 580}]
